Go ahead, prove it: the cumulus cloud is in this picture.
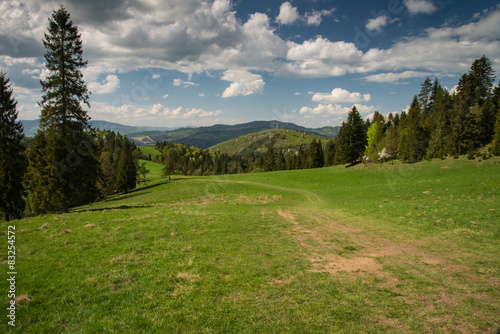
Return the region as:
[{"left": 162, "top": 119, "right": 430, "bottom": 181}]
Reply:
[
  {"left": 90, "top": 102, "right": 223, "bottom": 125},
  {"left": 88, "top": 74, "right": 120, "bottom": 94},
  {"left": 299, "top": 104, "right": 375, "bottom": 116},
  {"left": 173, "top": 78, "right": 199, "bottom": 87},
  {"left": 221, "top": 69, "right": 264, "bottom": 98},
  {"left": 366, "top": 15, "right": 390, "bottom": 32},
  {"left": 305, "top": 9, "right": 336, "bottom": 26},
  {"left": 311, "top": 88, "right": 371, "bottom": 104},
  {"left": 404, "top": 0, "right": 438, "bottom": 15},
  {"left": 1, "top": 0, "right": 500, "bottom": 99},
  {"left": 276, "top": 2, "right": 299, "bottom": 25},
  {"left": 362, "top": 71, "right": 436, "bottom": 83},
  {"left": 278, "top": 37, "right": 363, "bottom": 78}
]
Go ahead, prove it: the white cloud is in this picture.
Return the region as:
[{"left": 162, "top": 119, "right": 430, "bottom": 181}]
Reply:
[
  {"left": 90, "top": 102, "right": 224, "bottom": 125},
  {"left": 221, "top": 69, "right": 264, "bottom": 98},
  {"left": 276, "top": 2, "right": 299, "bottom": 25},
  {"left": 305, "top": 9, "right": 336, "bottom": 26},
  {"left": 366, "top": 15, "right": 390, "bottom": 32},
  {"left": 152, "top": 74, "right": 160, "bottom": 80},
  {"left": 299, "top": 104, "right": 375, "bottom": 116},
  {"left": 362, "top": 71, "right": 436, "bottom": 83},
  {"left": 183, "top": 108, "right": 221, "bottom": 118},
  {"left": 404, "top": 0, "right": 438, "bottom": 15},
  {"left": 173, "top": 78, "right": 199, "bottom": 87},
  {"left": 278, "top": 37, "right": 363, "bottom": 78},
  {"left": 161, "top": 93, "right": 169, "bottom": 99},
  {"left": 311, "top": 88, "right": 371, "bottom": 104},
  {"left": 88, "top": 74, "right": 120, "bottom": 94}
]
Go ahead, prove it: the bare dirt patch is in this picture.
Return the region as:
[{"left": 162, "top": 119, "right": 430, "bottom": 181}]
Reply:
[{"left": 175, "top": 272, "right": 200, "bottom": 283}]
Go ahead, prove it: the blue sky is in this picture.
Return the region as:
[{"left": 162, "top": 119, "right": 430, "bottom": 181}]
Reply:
[{"left": 1, "top": 0, "right": 499, "bottom": 128}]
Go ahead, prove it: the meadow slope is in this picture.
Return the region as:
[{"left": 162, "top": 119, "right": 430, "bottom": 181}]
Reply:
[{"left": 1, "top": 158, "right": 499, "bottom": 333}]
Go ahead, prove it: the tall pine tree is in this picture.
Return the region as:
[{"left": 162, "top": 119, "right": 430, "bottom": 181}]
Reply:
[
  {"left": 26, "top": 6, "right": 99, "bottom": 213},
  {"left": 338, "top": 106, "right": 366, "bottom": 165},
  {"left": 0, "top": 73, "right": 26, "bottom": 221}
]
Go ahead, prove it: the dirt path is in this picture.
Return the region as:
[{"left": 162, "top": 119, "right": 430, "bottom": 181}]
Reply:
[{"left": 192, "top": 178, "right": 323, "bottom": 203}]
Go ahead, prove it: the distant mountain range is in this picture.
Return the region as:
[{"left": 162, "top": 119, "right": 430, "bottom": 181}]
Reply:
[
  {"left": 127, "top": 120, "right": 339, "bottom": 148},
  {"left": 20, "top": 119, "right": 339, "bottom": 149},
  {"left": 20, "top": 119, "right": 178, "bottom": 137}
]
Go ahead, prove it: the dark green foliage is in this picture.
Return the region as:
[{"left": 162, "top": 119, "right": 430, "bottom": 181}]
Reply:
[
  {"left": 264, "top": 145, "right": 276, "bottom": 172},
  {"left": 305, "top": 139, "right": 324, "bottom": 169},
  {"left": 337, "top": 106, "right": 366, "bottom": 165},
  {"left": 399, "top": 96, "right": 426, "bottom": 162},
  {"left": 491, "top": 108, "right": 500, "bottom": 156},
  {"left": 116, "top": 139, "right": 136, "bottom": 193},
  {"left": 98, "top": 150, "right": 116, "bottom": 199},
  {"left": 27, "top": 7, "right": 99, "bottom": 213},
  {"left": 324, "top": 139, "right": 336, "bottom": 166},
  {"left": 276, "top": 149, "right": 286, "bottom": 171},
  {"left": 0, "top": 73, "right": 26, "bottom": 221},
  {"left": 162, "top": 146, "right": 181, "bottom": 177}
]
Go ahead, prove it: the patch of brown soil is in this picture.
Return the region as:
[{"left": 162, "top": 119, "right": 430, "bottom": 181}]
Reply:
[
  {"left": 277, "top": 209, "right": 449, "bottom": 281},
  {"left": 14, "top": 294, "right": 31, "bottom": 306},
  {"left": 175, "top": 272, "right": 200, "bottom": 282}
]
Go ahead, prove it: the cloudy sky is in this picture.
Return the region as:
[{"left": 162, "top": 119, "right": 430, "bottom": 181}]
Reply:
[{"left": 1, "top": 0, "right": 499, "bottom": 128}]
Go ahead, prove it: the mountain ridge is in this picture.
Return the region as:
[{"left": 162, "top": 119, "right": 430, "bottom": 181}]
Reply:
[{"left": 20, "top": 119, "right": 339, "bottom": 149}]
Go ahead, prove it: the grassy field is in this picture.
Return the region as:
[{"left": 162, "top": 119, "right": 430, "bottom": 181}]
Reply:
[
  {"left": 2, "top": 157, "right": 500, "bottom": 333},
  {"left": 138, "top": 146, "right": 162, "bottom": 161},
  {"left": 209, "top": 129, "right": 325, "bottom": 156}
]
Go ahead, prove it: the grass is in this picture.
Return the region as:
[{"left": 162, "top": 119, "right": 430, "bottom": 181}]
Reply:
[
  {"left": 137, "top": 146, "right": 162, "bottom": 161},
  {"left": 209, "top": 128, "right": 325, "bottom": 156},
  {"left": 1, "top": 157, "right": 500, "bottom": 333}
]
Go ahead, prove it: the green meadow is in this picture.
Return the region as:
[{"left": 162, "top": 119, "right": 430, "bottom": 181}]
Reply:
[{"left": 2, "top": 157, "right": 500, "bottom": 333}]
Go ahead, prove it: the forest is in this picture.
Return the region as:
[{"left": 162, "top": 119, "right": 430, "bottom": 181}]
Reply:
[{"left": 1, "top": 6, "right": 500, "bottom": 221}]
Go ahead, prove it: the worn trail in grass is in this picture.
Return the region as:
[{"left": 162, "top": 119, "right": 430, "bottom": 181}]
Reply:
[{"left": 2, "top": 158, "right": 500, "bottom": 333}]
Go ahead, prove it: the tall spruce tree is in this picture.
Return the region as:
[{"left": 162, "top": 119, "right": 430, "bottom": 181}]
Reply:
[
  {"left": 116, "top": 138, "right": 137, "bottom": 193},
  {"left": 0, "top": 73, "right": 26, "bottom": 221},
  {"left": 452, "top": 56, "right": 496, "bottom": 154},
  {"left": 26, "top": 6, "right": 99, "bottom": 213},
  {"left": 399, "top": 96, "right": 425, "bottom": 162},
  {"left": 338, "top": 106, "right": 366, "bottom": 165}
]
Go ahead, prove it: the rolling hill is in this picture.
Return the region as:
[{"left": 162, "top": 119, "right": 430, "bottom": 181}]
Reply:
[
  {"left": 209, "top": 128, "right": 327, "bottom": 156},
  {"left": 128, "top": 120, "right": 339, "bottom": 148}
]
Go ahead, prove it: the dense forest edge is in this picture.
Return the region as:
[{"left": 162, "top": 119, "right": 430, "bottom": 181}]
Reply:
[{"left": 1, "top": 5, "right": 500, "bottom": 221}]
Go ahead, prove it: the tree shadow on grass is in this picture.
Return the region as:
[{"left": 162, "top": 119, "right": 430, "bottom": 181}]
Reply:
[{"left": 72, "top": 204, "right": 153, "bottom": 213}]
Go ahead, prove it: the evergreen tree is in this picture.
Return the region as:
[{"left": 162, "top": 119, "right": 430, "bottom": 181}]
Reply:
[
  {"left": 0, "top": 73, "right": 26, "bottom": 221},
  {"left": 338, "top": 106, "right": 366, "bottom": 165},
  {"left": 426, "top": 84, "right": 453, "bottom": 159},
  {"left": 324, "top": 138, "right": 336, "bottom": 166},
  {"left": 26, "top": 7, "right": 99, "bottom": 213},
  {"left": 98, "top": 150, "right": 116, "bottom": 199},
  {"left": 264, "top": 145, "right": 276, "bottom": 172},
  {"left": 162, "top": 147, "right": 180, "bottom": 179},
  {"left": 491, "top": 108, "right": 500, "bottom": 156},
  {"left": 452, "top": 56, "right": 496, "bottom": 154},
  {"left": 306, "top": 139, "right": 324, "bottom": 168},
  {"left": 399, "top": 96, "right": 425, "bottom": 162},
  {"left": 116, "top": 138, "right": 137, "bottom": 193},
  {"left": 276, "top": 149, "right": 286, "bottom": 171}
]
